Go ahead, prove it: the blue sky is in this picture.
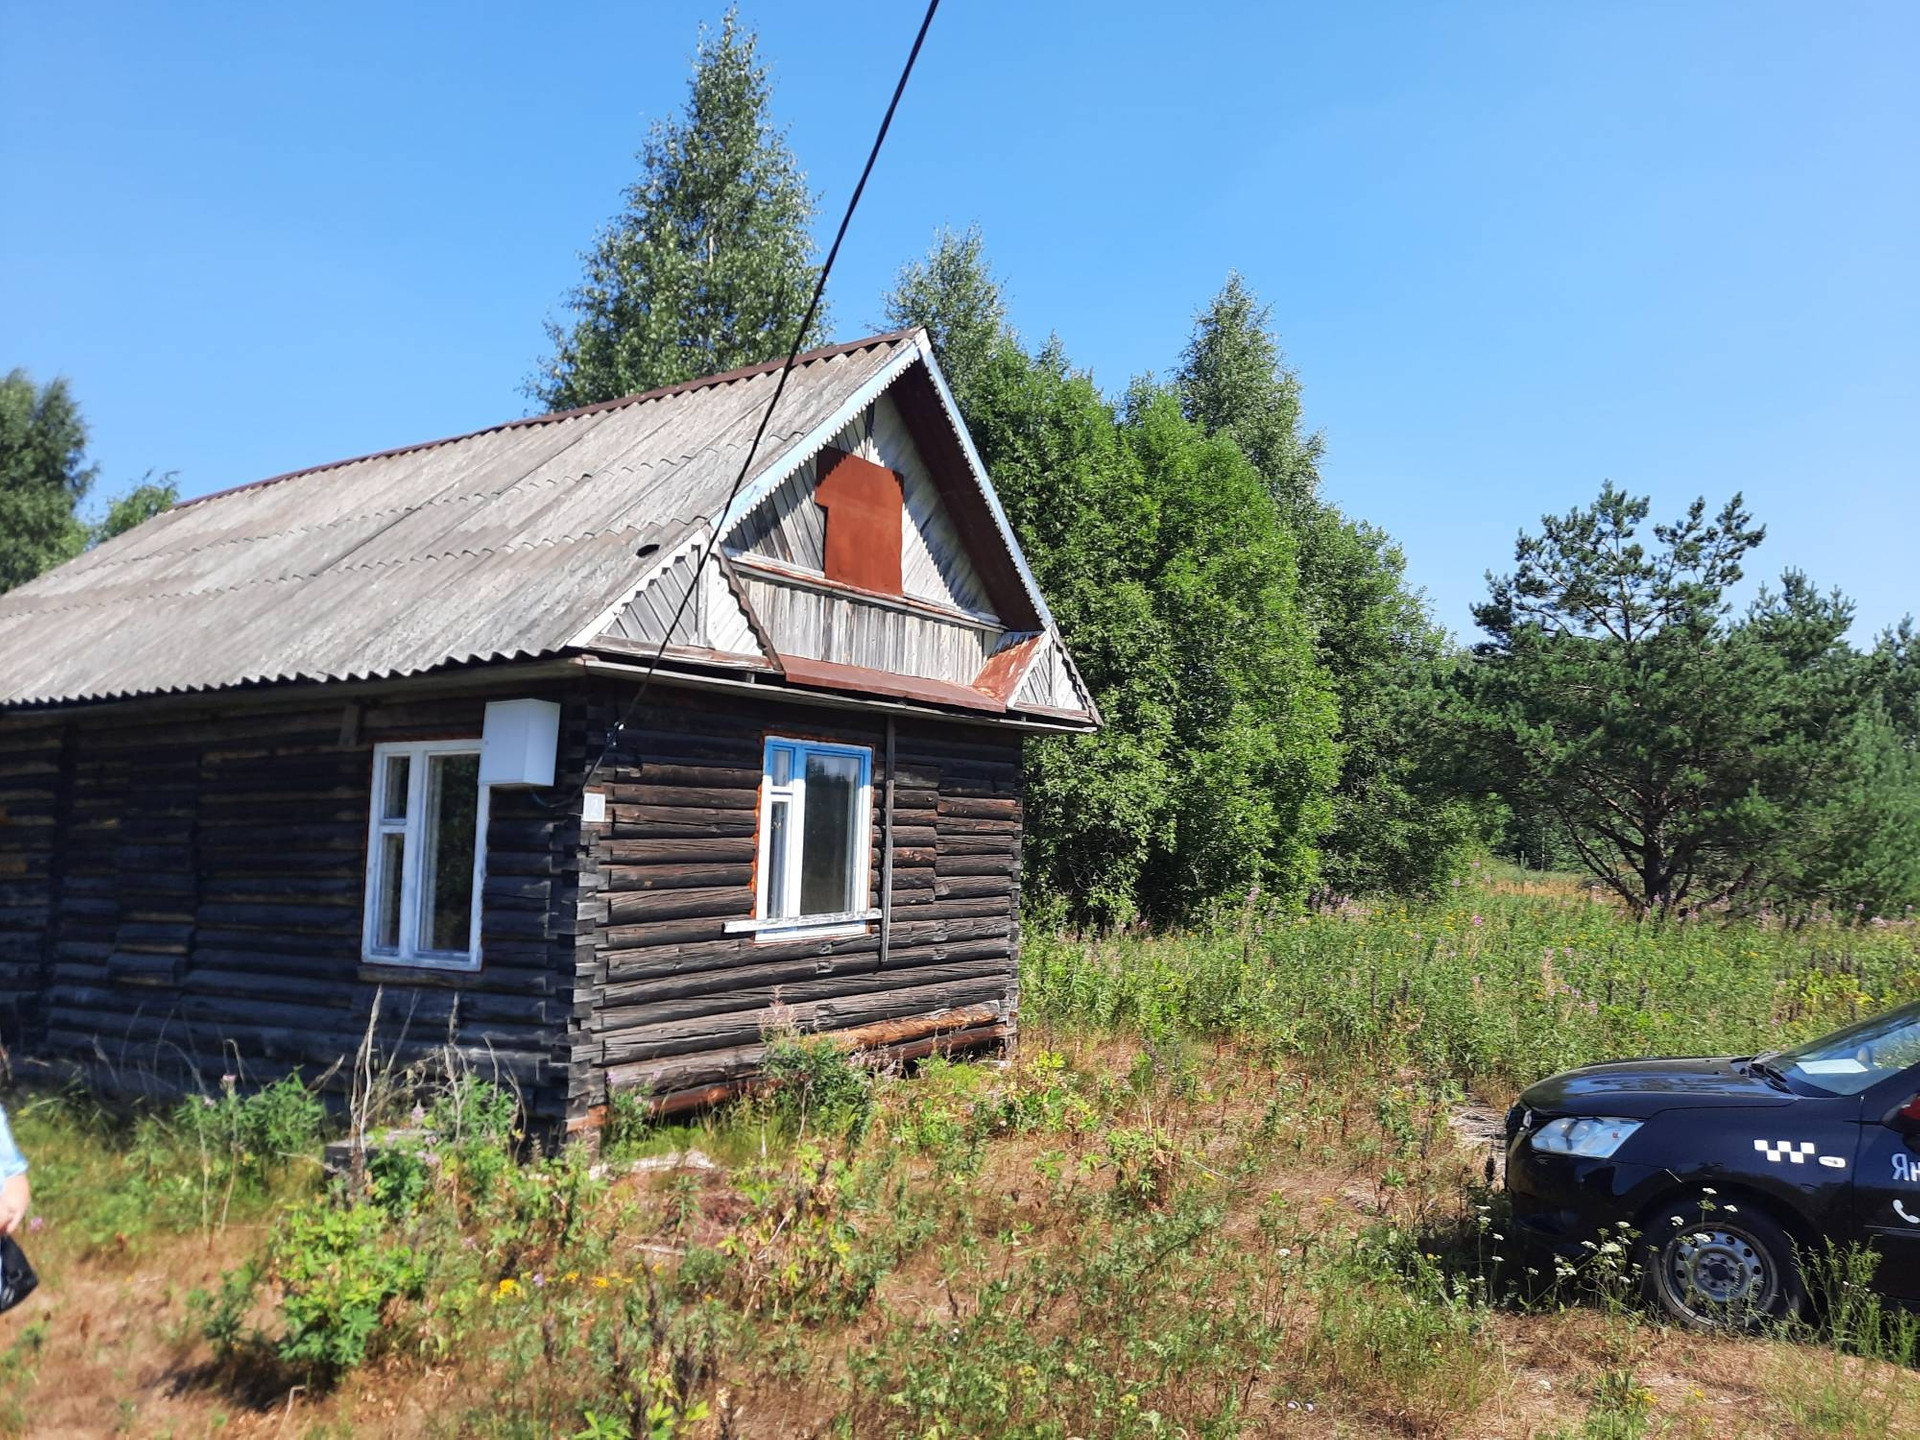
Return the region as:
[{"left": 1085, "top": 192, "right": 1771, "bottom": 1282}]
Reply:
[{"left": 3, "top": 2, "right": 1914, "bottom": 640}]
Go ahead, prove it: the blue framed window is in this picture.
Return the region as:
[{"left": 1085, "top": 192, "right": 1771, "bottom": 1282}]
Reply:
[{"left": 748, "top": 737, "right": 874, "bottom": 938}]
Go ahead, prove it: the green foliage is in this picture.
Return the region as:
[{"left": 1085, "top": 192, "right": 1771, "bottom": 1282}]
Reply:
[
  {"left": 164, "top": 1073, "right": 327, "bottom": 1229},
  {"left": 1306, "top": 1238, "right": 1501, "bottom": 1430},
  {"left": 881, "top": 223, "right": 1007, "bottom": 412},
  {"left": 90, "top": 470, "right": 177, "bottom": 544},
  {"left": 11, "top": 1075, "right": 325, "bottom": 1248},
  {"left": 848, "top": 1189, "right": 1290, "bottom": 1437},
  {"left": 945, "top": 333, "right": 1337, "bottom": 924},
  {"left": 1176, "top": 272, "right": 1323, "bottom": 523},
  {"left": 0, "top": 368, "right": 94, "bottom": 592},
  {"left": 760, "top": 1033, "right": 872, "bottom": 1139},
  {"left": 890, "top": 240, "right": 1466, "bottom": 915},
  {"left": 533, "top": 8, "right": 821, "bottom": 409},
  {"left": 1461, "top": 485, "right": 1891, "bottom": 915},
  {"left": 207, "top": 1200, "right": 429, "bottom": 1376},
  {"left": 1022, "top": 884, "right": 1920, "bottom": 1102},
  {"left": 1176, "top": 275, "right": 1473, "bottom": 900}
]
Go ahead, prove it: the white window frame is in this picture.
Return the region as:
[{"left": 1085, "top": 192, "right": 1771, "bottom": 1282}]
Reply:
[
  {"left": 361, "top": 738, "right": 489, "bottom": 970},
  {"left": 730, "top": 737, "right": 876, "bottom": 941}
]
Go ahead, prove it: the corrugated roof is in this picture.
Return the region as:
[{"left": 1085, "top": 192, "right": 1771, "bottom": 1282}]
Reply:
[{"left": 0, "top": 334, "right": 916, "bottom": 708}]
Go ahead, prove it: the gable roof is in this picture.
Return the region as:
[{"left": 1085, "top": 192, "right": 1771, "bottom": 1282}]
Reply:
[{"left": 0, "top": 331, "right": 1091, "bottom": 727}]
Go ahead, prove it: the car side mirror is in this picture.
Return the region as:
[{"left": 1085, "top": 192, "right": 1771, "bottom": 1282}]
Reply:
[{"left": 1883, "top": 1095, "right": 1920, "bottom": 1132}]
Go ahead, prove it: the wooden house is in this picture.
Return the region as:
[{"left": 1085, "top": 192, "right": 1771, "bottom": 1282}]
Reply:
[{"left": 0, "top": 331, "right": 1098, "bottom": 1132}]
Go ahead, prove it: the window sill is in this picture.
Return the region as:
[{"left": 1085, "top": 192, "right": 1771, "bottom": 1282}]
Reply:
[
  {"left": 359, "top": 955, "right": 483, "bottom": 985},
  {"left": 724, "top": 909, "right": 880, "bottom": 942}
]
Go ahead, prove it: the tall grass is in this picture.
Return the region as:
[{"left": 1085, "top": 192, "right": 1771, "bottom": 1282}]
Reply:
[{"left": 1025, "top": 879, "right": 1920, "bottom": 1101}]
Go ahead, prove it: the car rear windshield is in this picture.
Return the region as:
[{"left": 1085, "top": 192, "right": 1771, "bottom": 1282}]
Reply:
[{"left": 1771, "top": 1000, "right": 1920, "bottom": 1096}]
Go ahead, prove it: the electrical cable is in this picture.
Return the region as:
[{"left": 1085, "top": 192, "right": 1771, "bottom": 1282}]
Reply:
[{"left": 553, "top": 0, "right": 941, "bottom": 809}]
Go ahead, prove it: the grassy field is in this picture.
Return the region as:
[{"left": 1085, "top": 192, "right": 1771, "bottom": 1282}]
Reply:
[{"left": 4, "top": 870, "right": 1920, "bottom": 1437}]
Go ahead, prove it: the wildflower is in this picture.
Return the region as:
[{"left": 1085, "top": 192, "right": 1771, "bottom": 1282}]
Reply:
[
  {"left": 410, "top": 1104, "right": 427, "bottom": 1125},
  {"left": 532, "top": 1273, "right": 546, "bottom": 1288},
  {"left": 593, "top": 1275, "right": 610, "bottom": 1289},
  {"left": 1471, "top": 915, "right": 1485, "bottom": 927},
  {"left": 1278, "top": 1247, "right": 1292, "bottom": 1257},
  {"left": 565, "top": 1270, "right": 580, "bottom": 1283},
  {"left": 26, "top": 1216, "right": 44, "bottom": 1233},
  {"left": 495, "top": 1278, "right": 522, "bottom": 1299}
]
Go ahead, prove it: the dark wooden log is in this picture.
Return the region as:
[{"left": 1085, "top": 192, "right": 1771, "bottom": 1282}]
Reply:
[
  {"left": 603, "top": 863, "right": 754, "bottom": 892},
  {"left": 604, "top": 885, "right": 753, "bottom": 925},
  {"left": 601, "top": 975, "right": 1013, "bottom": 1066}
]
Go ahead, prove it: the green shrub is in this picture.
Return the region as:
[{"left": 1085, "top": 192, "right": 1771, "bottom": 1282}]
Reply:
[
  {"left": 761, "top": 1034, "right": 872, "bottom": 1140},
  {"left": 204, "top": 1199, "right": 430, "bottom": 1377}
]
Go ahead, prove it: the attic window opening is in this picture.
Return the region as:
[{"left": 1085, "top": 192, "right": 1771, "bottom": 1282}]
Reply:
[
  {"left": 813, "top": 448, "right": 903, "bottom": 595},
  {"left": 363, "top": 739, "right": 487, "bottom": 970}
]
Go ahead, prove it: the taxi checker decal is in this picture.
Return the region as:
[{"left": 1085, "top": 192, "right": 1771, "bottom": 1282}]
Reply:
[{"left": 1753, "top": 1139, "right": 1847, "bottom": 1169}]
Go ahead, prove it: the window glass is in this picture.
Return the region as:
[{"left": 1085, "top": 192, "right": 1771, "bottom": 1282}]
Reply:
[
  {"left": 769, "top": 746, "right": 792, "bottom": 787},
  {"left": 799, "top": 750, "right": 862, "bottom": 916},
  {"left": 381, "top": 754, "right": 410, "bottom": 821},
  {"left": 374, "top": 832, "right": 406, "bottom": 950},
  {"left": 420, "top": 752, "right": 480, "bottom": 953},
  {"left": 1773, "top": 999, "right": 1920, "bottom": 1096},
  {"left": 765, "top": 798, "right": 790, "bottom": 918}
]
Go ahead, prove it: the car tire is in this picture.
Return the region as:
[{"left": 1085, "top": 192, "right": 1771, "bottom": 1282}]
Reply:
[{"left": 1637, "top": 1196, "right": 1806, "bottom": 1330}]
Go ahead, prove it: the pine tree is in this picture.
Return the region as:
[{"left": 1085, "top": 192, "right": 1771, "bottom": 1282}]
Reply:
[
  {"left": 882, "top": 225, "right": 1007, "bottom": 411},
  {"left": 532, "top": 9, "right": 823, "bottom": 410},
  {"left": 1177, "top": 273, "right": 1322, "bottom": 522},
  {"left": 1176, "top": 276, "right": 1476, "bottom": 896},
  {"left": 0, "top": 369, "right": 94, "bottom": 593}
]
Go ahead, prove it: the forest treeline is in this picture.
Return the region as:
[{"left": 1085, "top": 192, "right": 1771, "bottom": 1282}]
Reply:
[{"left": 8, "top": 11, "right": 1915, "bottom": 927}]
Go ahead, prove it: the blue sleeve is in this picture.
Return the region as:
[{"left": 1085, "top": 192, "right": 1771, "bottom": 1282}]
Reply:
[{"left": 0, "top": 1107, "right": 26, "bottom": 1181}]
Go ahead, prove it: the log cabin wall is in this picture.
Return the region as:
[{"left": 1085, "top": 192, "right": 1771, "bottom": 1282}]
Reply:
[
  {"left": 572, "top": 680, "right": 1023, "bottom": 1121},
  {"left": 0, "top": 681, "right": 591, "bottom": 1125}
]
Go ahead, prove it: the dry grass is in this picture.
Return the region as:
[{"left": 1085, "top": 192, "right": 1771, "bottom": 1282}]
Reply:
[
  {"left": 7, "top": 878, "right": 1920, "bottom": 1436},
  {"left": 3, "top": 1044, "right": 1920, "bottom": 1437}
]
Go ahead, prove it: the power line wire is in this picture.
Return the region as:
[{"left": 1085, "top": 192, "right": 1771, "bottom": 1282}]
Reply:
[{"left": 560, "top": 0, "right": 941, "bottom": 807}]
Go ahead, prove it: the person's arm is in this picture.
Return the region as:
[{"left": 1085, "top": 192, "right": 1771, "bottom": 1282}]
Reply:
[{"left": 0, "top": 1107, "right": 29, "bottom": 1236}]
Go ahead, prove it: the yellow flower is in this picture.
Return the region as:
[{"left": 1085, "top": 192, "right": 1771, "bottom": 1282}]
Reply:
[
  {"left": 593, "top": 1275, "right": 610, "bottom": 1289},
  {"left": 495, "top": 1278, "right": 522, "bottom": 1299},
  {"left": 564, "top": 1271, "right": 580, "bottom": 1283}
]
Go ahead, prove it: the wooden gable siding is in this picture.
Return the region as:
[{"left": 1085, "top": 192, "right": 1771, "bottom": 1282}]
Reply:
[
  {"left": 1013, "top": 635, "right": 1087, "bottom": 713},
  {"left": 0, "top": 685, "right": 590, "bottom": 1122},
  {"left": 570, "top": 681, "right": 1022, "bottom": 1117},
  {"left": 726, "top": 393, "right": 997, "bottom": 621},
  {"left": 734, "top": 570, "right": 999, "bottom": 686},
  {"left": 599, "top": 537, "right": 764, "bottom": 659}
]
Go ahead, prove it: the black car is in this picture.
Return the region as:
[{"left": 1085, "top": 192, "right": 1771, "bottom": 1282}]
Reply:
[{"left": 1506, "top": 998, "right": 1920, "bottom": 1326}]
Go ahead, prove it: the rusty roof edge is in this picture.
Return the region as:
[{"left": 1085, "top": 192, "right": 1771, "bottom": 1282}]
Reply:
[{"left": 174, "top": 331, "right": 919, "bottom": 515}]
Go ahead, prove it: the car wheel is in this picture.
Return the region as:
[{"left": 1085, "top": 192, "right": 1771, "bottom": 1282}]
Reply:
[{"left": 1638, "top": 1197, "right": 1805, "bottom": 1330}]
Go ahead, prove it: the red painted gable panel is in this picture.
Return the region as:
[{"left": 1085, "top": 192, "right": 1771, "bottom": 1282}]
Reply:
[{"left": 813, "top": 448, "right": 903, "bottom": 595}]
